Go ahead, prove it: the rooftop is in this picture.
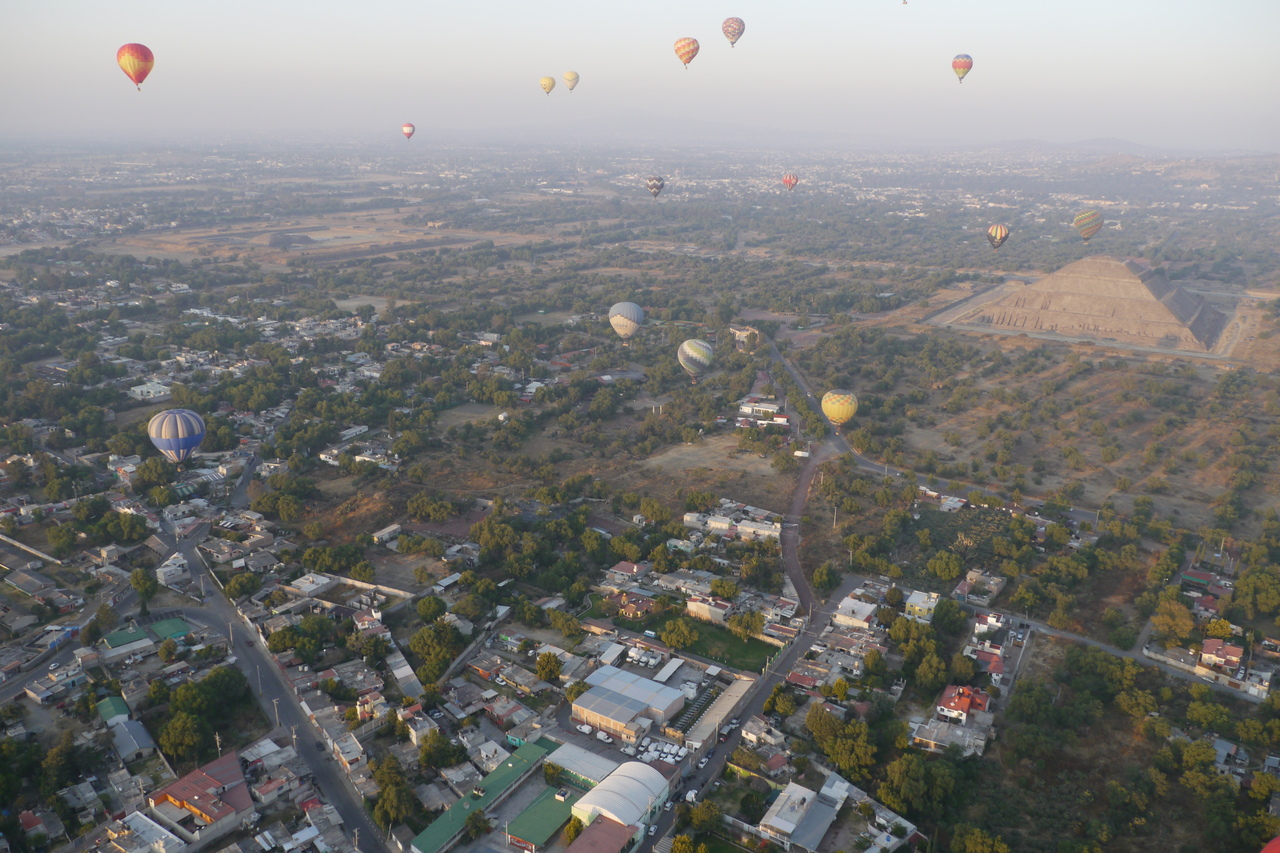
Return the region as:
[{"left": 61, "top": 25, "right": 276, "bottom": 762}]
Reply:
[{"left": 505, "top": 786, "right": 580, "bottom": 847}]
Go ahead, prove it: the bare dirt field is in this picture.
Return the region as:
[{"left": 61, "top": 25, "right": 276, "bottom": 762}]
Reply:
[{"left": 435, "top": 402, "right": 503, "bottom": 429}]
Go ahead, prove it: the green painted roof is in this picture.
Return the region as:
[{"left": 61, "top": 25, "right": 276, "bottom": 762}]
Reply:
[
  {"left": 411, "top": 742, "right": 553, "bottom": 853},
  {"left": 150, "top": 618, "right": 190, "bottom": 640},
  {"left": 506, "top": 786, "right": 579, "bottom": 847},
  {"left": 96, "top": 696, "right": 129, "bottom": 722},
  {"left": 103, "top": 628, "right": 147, "bottom": 649}
]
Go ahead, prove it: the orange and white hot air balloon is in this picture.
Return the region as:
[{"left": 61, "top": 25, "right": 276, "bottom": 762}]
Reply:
[
  {"left": 402, "top": 123, "right": 415, "bottom": 140},
  {"left": 117, "top": 43, "right": 154, "bottom": 90},
  {"left": 674, "top": 38, "right": 700, "bottom": 69}
]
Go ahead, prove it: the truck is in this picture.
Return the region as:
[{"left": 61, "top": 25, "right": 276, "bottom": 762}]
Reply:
[
  {"left": 597, "top": 731, "right": 615, "bottom": 744},
  {"left": 685, "top": 789, "right": 699, "bottom": 803}
]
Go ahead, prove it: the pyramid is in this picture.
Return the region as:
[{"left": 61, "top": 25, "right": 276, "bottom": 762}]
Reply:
[{"left": 957, "top": 256, "right": 1225, "bottom": 351}]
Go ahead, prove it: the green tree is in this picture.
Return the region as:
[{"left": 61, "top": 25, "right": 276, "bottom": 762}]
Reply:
[
  {"left": 94, "top": 602, "right": 119, "bottom": 632},
  {"left": 1152, "top": 599, "right": 1195, "bottom": 644},
  {"left": 566, "top": 680, "right": 590, "bottom": 702},
  {"left": 689, "top": 800, "right": 722, "bottom": 833},
  {"left": 130, "top": 568, "right": 158, "bottom": 615},
  {"left": 544, "top": 761, "right": 563, "bottom": 786},
  {"left": 417, "top": 596, "right": 446, "bottom": 623},
  {"left": 224, "top": 572, "right": 262, "bottom": 599},
  {"left": 927, "top": 550, "right": 964, "bottom": 581},
  {"left": 159, "top": 711, "right": 209, "bottom": 763},
  {"left": 537, "top": 652, "right": 563, "bottom": 683},
  {"left": 710, "top": 578, "right": 739, "bottom": 599},
  {"left": 563, "top": 817, "right": 584, "bottom": 844},
  {"left": 671, "top": 836, "right": 695, "bottom": 853},
  {"left": 727, "top": 610, "right": 765, "bottom": 642},
  {"left": 661, "top": 618, "right": 699, "bottom": 650},
  {"left": 464, "top": 809, "right": 490, "bottom": 840},
  {"left": 950, "top": 825, "right": 1012, "bottom": 853},
  {"left": 158, "top": 638, "right": 179, "bottom": 663}
]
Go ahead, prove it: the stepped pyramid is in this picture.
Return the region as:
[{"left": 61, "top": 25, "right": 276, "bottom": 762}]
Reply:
[{"left": 959, "top": 256, "right": 1225, "bottom": 351}]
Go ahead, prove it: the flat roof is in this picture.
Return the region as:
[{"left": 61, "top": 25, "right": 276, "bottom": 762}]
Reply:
[
  {"left": 411, "top": 742, "right": 552, "bottom": 853},
  {"left": 103, "top": 627, "right": 147, "bottom": 649},
  {"left": 150, "top": 618, "right": 190, "bottom": 640},
  {"left": 506, "top": 787, "right": 579, "bottom": 847}
]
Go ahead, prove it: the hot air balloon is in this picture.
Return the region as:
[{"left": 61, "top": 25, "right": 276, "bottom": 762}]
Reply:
[
  {"left": 722, "top": 18, "right": 746, "bottom": 47},
  {"left": 646, "top": 176, "right": 665, "bottom": 198},
  {"left": 674, "top": 38, "right": 700, "bottom": 68},
  {"left": 147, "top": 409, "right": 206, "bottom": 465},
  {"left": 563, "top": 71, "right": 579, "bottom": 92},
  {"left": 986, "top": 224, "right": 1011, "bottom": 249},
  {"left": 402, "top": 123, "right": 415, "bottom": 140},
  {"left": 1073, "top": 210, "right": 1103, "bottom": 242},
  {"left": 608, "top": 302, "right": 645, "bottom": 343},
  {"left": 952, "top": 54, "right": 973, "bottom": 83},
  {"left": 782, "top": 173, "right": 799, "bottom": 192},
  {"left": 539, "top": 77, "right": 556, "bottom": 95},
  {"left": 117, "top": 43, "right": 155, "bottom": 90},
  {"left": 677, "top": 339, "right": 714, "bottom": 383},
  {"left": 821, "top": 391, "right": 859, "bottom": 427}
]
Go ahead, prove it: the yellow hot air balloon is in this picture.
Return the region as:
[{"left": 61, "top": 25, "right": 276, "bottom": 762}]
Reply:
[
  {"left": 539, "top": 76, "right": 556, "bottom": 95},
  {"left": 563, "top": 71, "right": 579, "bottom": 92},
  {"left": 821, "top": 391, "right": 858, "bottom": 426}
]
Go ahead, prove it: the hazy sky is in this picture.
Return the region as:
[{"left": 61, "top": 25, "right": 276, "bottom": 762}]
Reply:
[{"left": 3, "top": 0, "right": 1279, "bottom": 152}]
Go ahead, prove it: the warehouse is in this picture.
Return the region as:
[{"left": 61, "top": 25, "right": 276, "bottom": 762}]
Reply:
[
  {"left": 571, "top": 666, "right": 685, "bottom": 742},
  {"left": 571, "top": 762, "right": 668, "bottom": 830},
  {"left": 506, "top": 787, "right": 580, "bottom": 853},
  {"left": 545, "top": 742, "right": 619, "bottom": 789}
]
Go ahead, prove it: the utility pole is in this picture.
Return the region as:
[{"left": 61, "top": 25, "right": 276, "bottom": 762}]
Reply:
[
  {"left": 257, "top": 665, "right": 263, "bottom": 693},
  {"left": 291, "top": 725, "right": 297, "bottom": 750},
  {"left": 272, "top": 697, "right": 281, "bottom": 729},
  {"left": 215, "top": 731, "right": 222, "bottom": 756}
]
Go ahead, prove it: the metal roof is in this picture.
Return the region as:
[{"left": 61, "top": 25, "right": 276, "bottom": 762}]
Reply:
[{"left": 573, "top": 762, "right": 667, "bottom": 828}]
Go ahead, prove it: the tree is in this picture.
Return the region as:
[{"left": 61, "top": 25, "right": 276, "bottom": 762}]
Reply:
[
  {"left": 932, "top": 599, "right": 966, "bottom": 635},
  {"left": 130, "top": 568, "right": 158, "bottom": 615},
  {"left": 419, "top": 729, "right": 466, "bottom": 769},
  {"left": 877, "top": 753, "right": 954, "bottom": 820},
  {"left": 689, "top": 800, "right": 722, "bottom": 833},
  {"left": 160, "top": 711, "right": 209, "bottom": 763},
  {"left": 350, "top": 561, "right": 376, "bottom": 583},
  {"left": 416, "top": 596, "right": 446, "bottom": 623},
  {"left": 158, "top": 638, "right": 179, "bottom": 663},
  {"left": 563, "top": 817, "right": 584, "bottom": 845},
  {"left": 224, "top": 573, "right": 262, "bottom": 599},
  {"left": 537, "top": 652, "right": 563, "bottom": 683},
  {"left": 373, "top": 756, "right": 417, "bottom": 828},
  {"left": 812, "top": 562, "right": 841, "bottom": 594},
  {"left": 1152, "top": 599, "right": 1195, "bottom": 644},
  {"left": 950, "top": 825, "right": 1012, "bottom": 853},
  {"left": 927, "top": 550, "right": 964, "bottom": 581},
  {"left": 464, "top": 809, "right": 490, "bottom": 840},
  {"left": 94, "top": 602, "right": 118, "bottom": 632},
  {"left": 566, "top": 680, "right": 590, "bottom": 702},
  {"left": 671, "top": 836, "right": 695, "bottom": 853},
  {"left": 727, "top": 610, "right": 765, "bottom": 642},
  {"left": 710, "top": 578, "right": 739, "bottom": 599},
  {"left": 915, "top": 653, "right": 948, "bottom": 692},
  {"left": 661, "top": 618, "right": 699, "bottom": 650},
  {"left": 544, "top": 761, "right": 563, "bottom": 786}
]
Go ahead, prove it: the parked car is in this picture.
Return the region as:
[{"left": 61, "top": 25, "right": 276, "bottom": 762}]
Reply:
[
  {"left": 577, "top": 724, "right": 593, "bottom": 735},
  {"left": 697, "top": 757, "right": 709, "bottom": 769},
  {"left": 663, "top": 802, "right": 673, "bottom": 812},
  {"left": 48, "top": 662, "right": 60, "bottom": 671},
  {"left": 648, "top": 826, "right": 657, "bottom": 837}
]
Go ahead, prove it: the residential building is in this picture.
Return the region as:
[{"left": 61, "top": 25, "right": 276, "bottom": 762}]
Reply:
[
  {"left": 904, "top": 590, "right": 940, "bottom": 623},
  {"left": 148, "top": 751, "right": 253, "bottom": 848},
  {"left": 937, "top": 686, "right": 990, "bottom": 725}
]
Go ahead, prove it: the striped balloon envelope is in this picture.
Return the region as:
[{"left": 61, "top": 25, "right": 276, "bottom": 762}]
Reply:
[
  {"left": 986, "top": 224, "right": 1011, "bottom": 249},
  {"left": 402, "top": 123, "right": 415, "bottom": 140},
  {"left": 646, "top": 176, "right": 665, "bottom": 198},
  {"left": 952, "top": 54, "right": 973, "bottom": 83},
  {"left": 1073, "top": 209, "right": 1104, "bottom": 242},
  {"left": 677, "top": 339, "right": 714, "bottom": 382},
  {"left": 608, "top": 302, "right": 645, "bottom": 342},
  {"left": 147, "top": 409, "right": 206, "bottom": 464},
  {"left": 782, "top": 173, "right": 799, "bottom": 191},
  {"left": 821, "top": 391, "right": 859, "bottom": 426}
]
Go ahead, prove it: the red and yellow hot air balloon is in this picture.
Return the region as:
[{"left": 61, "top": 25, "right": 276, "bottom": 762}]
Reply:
[
  {"left": 674, "top": 38, "right": 700, "bottom": 68},
  {"left": 402, "top": 123, "right": 416, "bottom": 140},
  {"left": 117, "top": 43, "right": 155, "bottom": 90},
  {"left": 952, "top": 54, "right": 973, "bottom": 83},
  {"left": 782, "top": 173, "right": 799, "bottom": 192},
  {"left": 722, "top": 18, "right": 745, "bottom": 48}
]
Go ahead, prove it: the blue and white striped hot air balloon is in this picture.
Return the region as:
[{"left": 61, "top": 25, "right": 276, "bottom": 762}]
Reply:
[{"left": 147, "top": 409, "right": 206, "bottom": 465}]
